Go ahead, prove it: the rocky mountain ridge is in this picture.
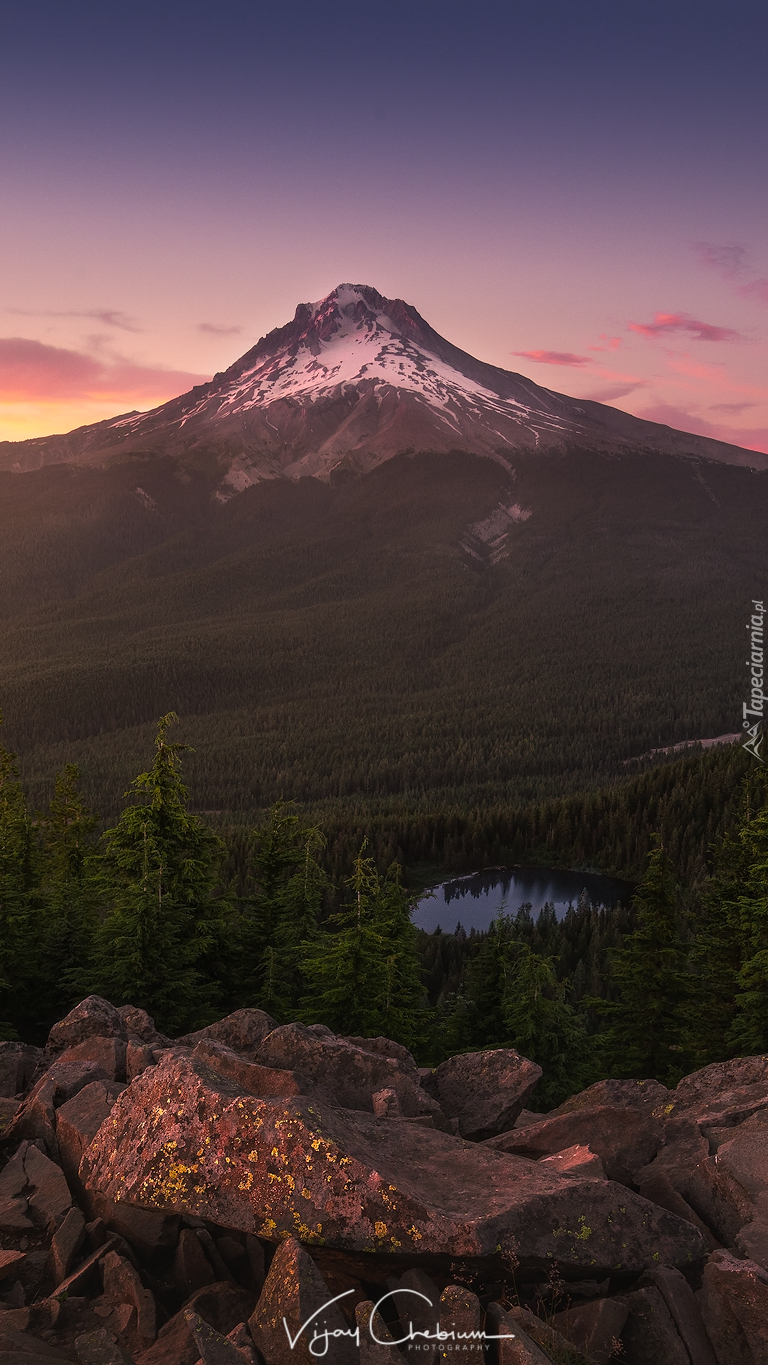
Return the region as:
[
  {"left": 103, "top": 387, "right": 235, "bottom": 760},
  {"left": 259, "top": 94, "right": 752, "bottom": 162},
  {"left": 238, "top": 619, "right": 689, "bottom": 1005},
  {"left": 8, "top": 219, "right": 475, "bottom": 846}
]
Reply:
[
  {"left": 2, "top": 996, "right": 768, "bottom": 1363},
  {"left": 1, "top": 286, "right": 766, "bottom": 491}
]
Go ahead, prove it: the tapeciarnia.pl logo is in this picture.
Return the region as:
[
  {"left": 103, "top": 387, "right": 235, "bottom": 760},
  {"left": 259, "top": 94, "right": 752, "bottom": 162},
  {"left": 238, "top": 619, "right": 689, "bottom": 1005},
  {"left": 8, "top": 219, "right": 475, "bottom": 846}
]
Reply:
[
  {"left": 743, "top": 598, "right": 765, "bottom": 763},
  {"left": 282, "top": 1288, "right": 517, "bottom": 1357}
]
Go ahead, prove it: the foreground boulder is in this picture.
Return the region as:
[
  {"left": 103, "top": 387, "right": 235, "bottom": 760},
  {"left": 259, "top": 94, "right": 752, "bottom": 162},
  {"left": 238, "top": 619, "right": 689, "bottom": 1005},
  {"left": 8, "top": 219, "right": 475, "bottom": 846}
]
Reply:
[
  {"left": 486, "top": 1104, "right": 664, "bottom": 1185},
  {"left": 421, "top": 1049, "right": 542, "bottom": 1139},
  {"left": 176, "top": 1009, "right": 277, "bottom": 1055},
  {"left": 665, "top": 1056, "right": 768, "bottom": 1127},
  {"left": 249, "top": 1236, "right": 358, "bottom": 1365},
  {"left": 551, "top": 1077, "right": 671, "bottom": 1116},
  {"left": 0, "top": 1041, "right": 43, "bottom": 1098},
  {"left": 255, "top": 1023, "right": 442, "bottom": 1120},
  {"left": 80, "top": 1051, "right": 705, "bottom": 1276},
  {"left": 48, "top": 996, "right": 129, "bottom": 1055},
  {"left": 698, "top": 1249, "right": 768, "bottom": 1365}
]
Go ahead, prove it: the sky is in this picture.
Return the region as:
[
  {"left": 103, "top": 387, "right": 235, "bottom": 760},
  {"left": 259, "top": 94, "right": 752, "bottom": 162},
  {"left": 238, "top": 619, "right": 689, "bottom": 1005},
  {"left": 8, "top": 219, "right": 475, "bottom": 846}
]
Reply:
[{"left": 1, "top": 0, "right": 767, "bottom": 451}]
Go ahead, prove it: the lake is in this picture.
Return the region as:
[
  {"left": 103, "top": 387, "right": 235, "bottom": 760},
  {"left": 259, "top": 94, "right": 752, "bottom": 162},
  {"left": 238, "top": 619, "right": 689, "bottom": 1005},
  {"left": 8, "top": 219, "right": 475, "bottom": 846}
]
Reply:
[{"left": 413, "top": 865, "right": 634, "bottom": 934}]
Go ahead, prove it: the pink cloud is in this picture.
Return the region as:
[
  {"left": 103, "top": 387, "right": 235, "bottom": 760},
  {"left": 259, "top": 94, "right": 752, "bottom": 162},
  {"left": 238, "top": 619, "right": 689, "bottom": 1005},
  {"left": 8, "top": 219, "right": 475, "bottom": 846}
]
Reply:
[
  {"left": 198, "top": 322, "right": 243, "bottom": 335},
  {"left": 738, "top": 278, "right": 768, "bottom": 306},
  {"left": 628, "top": 312, "right": 742, "bottom": 343},
  {"left": 709, "top": 401, "right": 759, "bottom": 413},
  {"left": 693, "top": 242, "right": 768, "bottom": 309},
  {"left": 583, "top": 382, "right": 647, "bottom": 403},
  {"left": 588, "top": 335, "right": 623, "bottom": 353},
  {"left": 9, "top": 307, "right": 141, "bottom": 332},
  {"left": 512, "top": 349, "right": 592, "bottom": 367},
  {"left": 639, "top": 401, "right": 768, "bottom": 454},
  {"left": 0, "top": 337, "right": 208, "bottom": 402},
  {"left": 693, "top": 242, "right": 749, "bottom": 276}
]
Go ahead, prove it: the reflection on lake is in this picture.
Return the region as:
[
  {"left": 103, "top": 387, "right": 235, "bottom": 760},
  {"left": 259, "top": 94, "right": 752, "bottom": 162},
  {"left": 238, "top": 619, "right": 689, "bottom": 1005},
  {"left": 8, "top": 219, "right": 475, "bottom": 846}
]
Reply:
[{"left": 413, "top": 865, "right": 633, "bottom": 934}]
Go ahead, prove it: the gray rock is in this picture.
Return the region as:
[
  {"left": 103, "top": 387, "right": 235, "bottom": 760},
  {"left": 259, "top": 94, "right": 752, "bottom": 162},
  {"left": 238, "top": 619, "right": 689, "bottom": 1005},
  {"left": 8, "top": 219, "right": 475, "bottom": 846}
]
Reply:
[
  {"left": 57, "top": 1037, "right": 128, "bottom": 1083},
  {"left": 173, "top": 1229, "right": 217, "bottom": 1296},
  {"left": 439, "top": 1283, "right": 484, "bottom": 1355},
  {"left": 485, "top": 1301, "right": 551, "bottom": 1364},
  {"left": 7, "top": 1058, "right": 112, "bottom": 1158},
  {"left": 49, "top": 1205, "right": 87, "bottom": 1283},
  {"left": 117, "top": 1006, "right": 169, "bottom": 1048},
  {"left": 101, "top": 1249, "right": 157, "bottom": 1355},
  {"left": 80, "top": 1051, "right": 707, "bottom": 1277},
  {"left": 551, "top": 1077, "right": 671, "bottom": 1116},
  {"left": 256, "top": 1022, "right": 441, "bottom": 1118},
  {"left": 56, "top": 1079, "right": 126, "bottom": 1195},
  {"left": 398, "top": 1267, "right": 441, "bottom": 1363},
  {"left": 554, "top": 1296, "right": 629, "bottom": 1365},
  {"left": 619, "top": 1286, "right": 690, "bottom": 1364},
  {"left": 0, "top": 1041, "right": 43, "bottom": 1098},
  {"left": 75, "top": 1327, "right": 136, "bottom": 1364},
  {"left": 192, "top": 1039, "right": 306, "bottom": 1099},
  {"left": 698, "top": 1248, "right": 768, "bottom": 1365},
  {"left": 486, "top": 1104, "right": 664, "bottom": 1184},
  {"left": 343, "top": 1035, "right": 420, "bottom": 1078},
  {"left": 185, "top": 1310, "right": 251, "bottom": 1364},
  {"left": 176, "top": 1009, "right": 277, "bottom": 1056},
  {"left": 48, "top": 997, "right": 128, "bottom": 1054},
  {"left": 356, "top": 1300, "right": 405, "bottom": 1364},
  {"left": 134, "top": 1283, "right": 254, "bottom": 1365},
  {"left": 422, "top": 1049, "right": 542, "bottom": 1139},
  {"left": 647, "top": 1266, "right": 718, "bottom": 1365},
  {"left": 248, "top": 1237, "right": 358, "bottom": 1365}
]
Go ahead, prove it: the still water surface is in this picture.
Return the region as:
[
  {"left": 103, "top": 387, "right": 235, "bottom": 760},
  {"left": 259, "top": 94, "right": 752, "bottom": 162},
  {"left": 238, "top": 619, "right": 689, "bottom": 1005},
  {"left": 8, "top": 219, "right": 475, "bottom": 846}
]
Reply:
[{"left": 413, "top": 865, "right": 633, "bottom": 934}]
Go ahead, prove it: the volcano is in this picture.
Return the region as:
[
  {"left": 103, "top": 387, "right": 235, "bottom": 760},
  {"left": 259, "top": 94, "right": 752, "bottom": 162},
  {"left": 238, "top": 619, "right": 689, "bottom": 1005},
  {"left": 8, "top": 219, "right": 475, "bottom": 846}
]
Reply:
[{"left": 1, "top": 284, "right": 765, "bottom": 490}]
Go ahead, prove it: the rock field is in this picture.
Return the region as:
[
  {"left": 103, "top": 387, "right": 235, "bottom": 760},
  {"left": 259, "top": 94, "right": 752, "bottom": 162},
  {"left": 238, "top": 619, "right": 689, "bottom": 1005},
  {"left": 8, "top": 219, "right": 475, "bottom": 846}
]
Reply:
[{"left": 1, "top": 996, "right": 768, "bottom": 1363}]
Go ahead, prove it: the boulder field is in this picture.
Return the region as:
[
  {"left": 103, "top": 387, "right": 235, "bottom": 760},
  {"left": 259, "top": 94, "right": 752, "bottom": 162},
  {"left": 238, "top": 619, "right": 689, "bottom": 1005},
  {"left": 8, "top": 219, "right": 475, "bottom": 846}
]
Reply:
[{"left": 0, "top": 998, "right": 766, "bottom": 1363}]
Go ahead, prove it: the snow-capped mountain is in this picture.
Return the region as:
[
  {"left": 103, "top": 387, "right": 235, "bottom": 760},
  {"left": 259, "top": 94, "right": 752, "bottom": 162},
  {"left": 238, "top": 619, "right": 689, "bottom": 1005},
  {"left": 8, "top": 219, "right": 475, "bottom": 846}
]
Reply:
[{"left": 2, "top": 284, "right": 765, "bottom": 484}]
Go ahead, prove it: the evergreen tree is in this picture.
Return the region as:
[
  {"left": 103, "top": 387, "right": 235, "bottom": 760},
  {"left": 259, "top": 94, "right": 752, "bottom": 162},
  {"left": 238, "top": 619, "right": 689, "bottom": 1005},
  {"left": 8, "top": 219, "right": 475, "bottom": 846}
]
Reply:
[
  {"left": 462, "top": 913, "right": 517, "bottom": 1046},
  {"left": 269, "top": 825, "right": 328, "bottom": 1017},
  {"left": 37, "top": 764, "right": 99, "bottom": 1023},
  {"left": 299, "top": 845, "right": 426, "bottom": 1045},
  {"left": 727, "top": 784, "right": 768, "bottom": 1053},
  {"left": 0, "top": 713, "right": 36, "bottom": 1038},
  {"left": 240, "top": 803, "right": 327, "bottom": 1016},
  {"left": 91, "top": 713, "right": 225, "bottom": 1033},
  {"left": 501, "top": 944, "right": 596, "bottom": 1110},
  {"left": 684, "top": 769, "right": 768, "bottom": 1061},
  {"left": 596, "top": 838, "right": 689, "bottom": 1082}
]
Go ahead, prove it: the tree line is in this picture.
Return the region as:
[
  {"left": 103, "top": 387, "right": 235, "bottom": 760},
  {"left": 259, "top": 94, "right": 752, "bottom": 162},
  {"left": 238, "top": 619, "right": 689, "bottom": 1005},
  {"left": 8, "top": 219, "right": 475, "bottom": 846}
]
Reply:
[{"left": 1, "top": 710, "right": 766, "bottom": 1111}]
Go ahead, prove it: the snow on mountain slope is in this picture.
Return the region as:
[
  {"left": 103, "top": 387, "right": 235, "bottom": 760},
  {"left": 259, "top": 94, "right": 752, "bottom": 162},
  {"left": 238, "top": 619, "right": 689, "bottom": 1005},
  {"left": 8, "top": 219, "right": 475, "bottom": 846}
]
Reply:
[{"left": 2, "top": 284, "right": 766, "bottom": 483}]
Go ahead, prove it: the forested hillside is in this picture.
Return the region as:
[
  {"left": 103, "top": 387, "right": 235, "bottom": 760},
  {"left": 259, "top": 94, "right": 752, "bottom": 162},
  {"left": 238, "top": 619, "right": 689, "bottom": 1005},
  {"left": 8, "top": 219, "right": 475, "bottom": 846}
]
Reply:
[
  {"left": 2, "top": 712, "right": 765, "bottom": 1109},
  {"left": 1, "top": 447, "right": 765, "bottom": 827}
]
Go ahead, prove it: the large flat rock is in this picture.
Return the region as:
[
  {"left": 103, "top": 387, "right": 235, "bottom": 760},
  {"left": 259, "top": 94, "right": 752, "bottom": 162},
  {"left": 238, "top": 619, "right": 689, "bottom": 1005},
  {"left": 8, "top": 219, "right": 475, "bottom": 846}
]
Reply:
[{"left": 80, "top": 1053, "right": 705, "bottom": 1277}]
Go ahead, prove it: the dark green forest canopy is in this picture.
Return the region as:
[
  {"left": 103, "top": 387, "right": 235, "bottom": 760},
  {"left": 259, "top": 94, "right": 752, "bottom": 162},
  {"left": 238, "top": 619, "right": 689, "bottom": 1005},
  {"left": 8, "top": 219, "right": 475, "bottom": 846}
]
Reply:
[
  {"left": 2, "top": 709, "right": 767, "bottom": 1110},
  {"left": 0, "top": 447, "right": 764, "bottom": 825}
]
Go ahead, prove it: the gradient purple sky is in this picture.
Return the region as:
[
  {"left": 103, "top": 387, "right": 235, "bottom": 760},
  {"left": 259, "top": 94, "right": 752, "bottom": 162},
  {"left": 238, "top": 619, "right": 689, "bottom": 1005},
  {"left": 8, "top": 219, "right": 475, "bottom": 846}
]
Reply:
[{"left": 2, "top": 0, "right": 767, "bottom": 451}]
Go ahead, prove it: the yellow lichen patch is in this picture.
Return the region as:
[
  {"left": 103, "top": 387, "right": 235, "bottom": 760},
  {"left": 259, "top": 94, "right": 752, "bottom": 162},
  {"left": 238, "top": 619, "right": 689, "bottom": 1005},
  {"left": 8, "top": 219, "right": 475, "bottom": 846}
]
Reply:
[
  {"left": 374, "top": 1222, "right": 387, "bottom": 1238},
  {"left": 408, "top": 1225, "right": 423, "bottom": 1241},
  {"left": 390, "top": 1237, "right": 402, "bottom": 1247},
  {"left": 239, "top": 1172, "right": 254, "bottom": 1192},
  {"left": 261, "top": 1218, "right": 277, "bottom": 1236},
  {"left": 285, "top": 1174, "right": 295, "bottom": 1191},
  {"left": 247, "top": 1151, "right": 259, "bottom": 1163},
  {"left": 271, "top": 1147, "right": 279, "bottom": 1159},
  {"left": 268, "top": 1172, "right": 282, "bottom": 1184},
  {"left": 301, "top": 1187, "right": 312, "bottom": 1200},
  {"left": 148, "top": 1160, "right": 200, "bottom": 1202}
]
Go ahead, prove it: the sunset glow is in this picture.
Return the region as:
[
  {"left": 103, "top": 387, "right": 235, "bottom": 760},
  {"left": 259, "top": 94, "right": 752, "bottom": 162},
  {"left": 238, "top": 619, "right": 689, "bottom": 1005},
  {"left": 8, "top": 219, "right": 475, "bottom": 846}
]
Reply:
[{"left": 1, "top": 1, "right": 766, "bottom": 451}]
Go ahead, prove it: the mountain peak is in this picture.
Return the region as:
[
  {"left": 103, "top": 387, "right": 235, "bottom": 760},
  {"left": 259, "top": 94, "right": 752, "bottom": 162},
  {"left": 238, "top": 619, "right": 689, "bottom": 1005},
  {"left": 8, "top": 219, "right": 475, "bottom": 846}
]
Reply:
[{"left": 1, "top": 286, "right": 766, "bottom": 481}]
